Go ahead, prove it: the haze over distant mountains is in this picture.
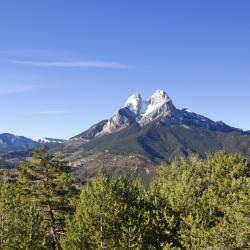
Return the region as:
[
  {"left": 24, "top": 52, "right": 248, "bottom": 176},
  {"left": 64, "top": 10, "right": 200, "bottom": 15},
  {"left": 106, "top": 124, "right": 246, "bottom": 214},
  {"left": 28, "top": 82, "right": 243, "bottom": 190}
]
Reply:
[
  {"left": 1, "top": 90, "right": 250, "bottom": 178},
  {"left": 0, "top": 134, "right": 65, "bottom": 168},
  {"left": 0, "top": 134, "right": 64, "bottom": 152}
]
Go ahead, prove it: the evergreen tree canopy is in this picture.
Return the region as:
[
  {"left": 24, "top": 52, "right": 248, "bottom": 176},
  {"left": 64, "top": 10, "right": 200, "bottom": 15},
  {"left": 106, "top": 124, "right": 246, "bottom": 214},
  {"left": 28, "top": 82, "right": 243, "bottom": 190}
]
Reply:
[
  {"left": 0, "top": 151, "right": 249, "bottom": 249},
  {"left": 18, "top": 148, "right": 78, "bottom": 250},
  {"left": 62, "top": 152, "right": 250, "bottom": 249},
  {"left": 0, "top": 181, "right": 47, "bottom": 250},
  {"left": 151, "top": 152, "right": 250, "bottom": 249}
]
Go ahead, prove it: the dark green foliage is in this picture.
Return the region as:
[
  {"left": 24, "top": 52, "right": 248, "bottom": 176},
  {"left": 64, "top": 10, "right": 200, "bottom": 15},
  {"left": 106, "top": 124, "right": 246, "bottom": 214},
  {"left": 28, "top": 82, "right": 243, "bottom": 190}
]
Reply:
[
  {"left": 61, "top": 172, "right": 176, "bottom": 249},
  {"left": 61, "top": 173, "right": 145, "bottom": 249},
  {"left": 62, "top": 152, "right": 250, "bottom": 249},
  {"left": 0, "top": 151, "right": 249, "bottom": 249},
  {"left": 0, "top": 181, "right": 47, "bottom": 250},
  {"left": 61, "top": 172, "right": 179, "bottom": 249},
  {"left": 151, "top": 152, "right": 250, "bottom": 249},
  {"left": 18, "top": 148, "right": 78, "bottom": 249}
]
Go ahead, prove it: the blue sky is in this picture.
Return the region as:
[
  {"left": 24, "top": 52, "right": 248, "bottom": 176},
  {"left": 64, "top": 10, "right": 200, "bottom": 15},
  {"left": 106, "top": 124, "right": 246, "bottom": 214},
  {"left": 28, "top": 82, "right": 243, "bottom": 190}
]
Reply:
[{"left": 0, "top": 0, "right": 249, "bottom": 139}]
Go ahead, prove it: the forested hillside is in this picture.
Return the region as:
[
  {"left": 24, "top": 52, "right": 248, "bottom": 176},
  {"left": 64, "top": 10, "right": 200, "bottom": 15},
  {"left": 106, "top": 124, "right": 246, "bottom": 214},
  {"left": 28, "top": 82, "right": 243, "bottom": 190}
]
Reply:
[{"left": 0, "top": 149, "right": 249, "bottom": 249}]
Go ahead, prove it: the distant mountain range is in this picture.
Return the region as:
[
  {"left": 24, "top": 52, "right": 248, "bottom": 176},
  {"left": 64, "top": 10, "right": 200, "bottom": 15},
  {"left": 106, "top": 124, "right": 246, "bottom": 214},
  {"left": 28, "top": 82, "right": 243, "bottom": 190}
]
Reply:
[
  {"left": 55, "top": 90, "right": 250, "bottom": 179},
  {"left": 0, "top": 133, "right": 65, "bottom": 168},
  {"left": 1, "top": 90, "right": 250, "bottom": 179}
]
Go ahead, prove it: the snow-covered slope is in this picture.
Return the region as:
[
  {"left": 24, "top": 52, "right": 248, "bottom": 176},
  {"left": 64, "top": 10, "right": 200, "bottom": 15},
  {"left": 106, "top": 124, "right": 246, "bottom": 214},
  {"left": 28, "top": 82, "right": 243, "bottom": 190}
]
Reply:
[
  {"left": 139, "top": 90, "right": 177, "bottom": 125},
  {"left": 143, "top": 90, "right": 169, "bottom": 116},
  {"left": 124, "top": 90, "right": 174, "bottom": 119},
  {"left": 0, "top": 133, "right": 65, "bottom": 152},
  {"left": 125, "top": 93, "right": 147, "bottom": 116},
  {"left": 32, "top": 137, "right": 65, "bottom": 144}
]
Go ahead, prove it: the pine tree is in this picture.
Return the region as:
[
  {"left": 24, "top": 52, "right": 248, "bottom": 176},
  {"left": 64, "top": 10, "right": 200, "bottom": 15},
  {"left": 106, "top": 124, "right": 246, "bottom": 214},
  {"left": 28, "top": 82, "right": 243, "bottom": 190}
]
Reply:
[
  {"left": 1, "top": 150, "right": 249, "bottom": 249},
  {"left": 18, "top": 148, "right": 78, "bottom": 250},
  {"left": 0, "top": 180, "right": 47, "bottom": 250},
  {"left": 143, "top": 186, "right": 180, "bottom": 249},
  {"left": 151, "top": 152, "right": 250, "bottom": 249},
  {"left": 61, "top": 172, "right": 147, "bottom": 249},
  {"left": 119, "top": 218, "right": 142, "bottom": 250}
]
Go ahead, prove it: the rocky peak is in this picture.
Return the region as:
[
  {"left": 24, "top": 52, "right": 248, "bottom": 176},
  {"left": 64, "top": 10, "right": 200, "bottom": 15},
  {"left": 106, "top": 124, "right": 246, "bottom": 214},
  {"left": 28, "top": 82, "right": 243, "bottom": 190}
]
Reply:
[
  {"left": 139, "top": 90, "right": 176, "bottom": 125},
  {"left": 125, "top": 93, "right": 141, "bottom": 114},
  {"left": 144, "top": 90, "right": 175, "bottom": 115},
  {"left": 70, "top": 89, "right": 241, "bottom": 143},
  {"left": 125, "top": 93, "right": 147, "bottom": 116},
  {"left": 150, "top": 90, "right": 170, "bottom": 106},
  {"left": 124, "top": 90, "right": 175, "bottom": 119},
  {"left": 101, "top": 108, "right": 137, "bottom": 135}
]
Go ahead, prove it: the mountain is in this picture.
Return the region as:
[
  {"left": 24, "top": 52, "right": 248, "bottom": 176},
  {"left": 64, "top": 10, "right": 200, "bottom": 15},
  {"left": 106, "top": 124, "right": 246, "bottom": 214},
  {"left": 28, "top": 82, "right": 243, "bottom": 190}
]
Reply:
[
  {"left": 2, "top": 90, "right": 250, "bottom": 177},
  {"left": 71, "top": 90, "right": 239, "bottom": 141},
  {"left": 57, "top": 90, "right": 250, "bottom": 179},
  {"left": 0, "top": 133, "right": 64, "bottom": 168},
  {"left": 0, "top": 133, "right": 38, "bottom": 152}
]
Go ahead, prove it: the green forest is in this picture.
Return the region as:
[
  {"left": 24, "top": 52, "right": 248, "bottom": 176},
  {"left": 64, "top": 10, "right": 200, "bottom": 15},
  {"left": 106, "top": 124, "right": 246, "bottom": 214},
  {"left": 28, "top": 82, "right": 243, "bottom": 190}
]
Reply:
[{"left": 0, "top": 149, "right": 249, "bottom": 250}]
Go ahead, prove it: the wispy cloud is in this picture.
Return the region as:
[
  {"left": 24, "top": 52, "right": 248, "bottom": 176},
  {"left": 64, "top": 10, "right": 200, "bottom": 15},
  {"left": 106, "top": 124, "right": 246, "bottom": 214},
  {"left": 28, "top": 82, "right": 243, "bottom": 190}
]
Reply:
[
  {"left": 0, "top": 84, "right": 39, "bottom": 95},
  {"left": 24, "top": 110, "right": 71, "bottom": 115},
  {"left": 12, "top": 60, "right": 133, "bottom": 69}
]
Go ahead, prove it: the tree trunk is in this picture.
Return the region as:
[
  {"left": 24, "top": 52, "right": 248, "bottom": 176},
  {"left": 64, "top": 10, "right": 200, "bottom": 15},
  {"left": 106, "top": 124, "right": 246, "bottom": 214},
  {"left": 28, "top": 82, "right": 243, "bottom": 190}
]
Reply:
[
  {"left": 50, "top": 228, "right": 56, "bottom": 250},
  {"left": 48, "top": 204, "right": 60, "bottom": 250}
]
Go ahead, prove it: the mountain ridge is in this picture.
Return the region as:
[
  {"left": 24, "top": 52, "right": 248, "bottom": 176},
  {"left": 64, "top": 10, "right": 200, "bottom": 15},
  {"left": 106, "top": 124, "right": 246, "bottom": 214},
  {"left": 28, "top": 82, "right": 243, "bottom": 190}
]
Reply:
[
  {"left": 56, "top": 89, "right": 250, "bottom": 179},
  {"left": 71, "top": 90, "right": 244, "bottom": 142},
  {"left": 1, "top": 90, "right": 250, "bottom": 177},
  {"left": 0, "top": 133, "right": 65, "bottom": 168}
]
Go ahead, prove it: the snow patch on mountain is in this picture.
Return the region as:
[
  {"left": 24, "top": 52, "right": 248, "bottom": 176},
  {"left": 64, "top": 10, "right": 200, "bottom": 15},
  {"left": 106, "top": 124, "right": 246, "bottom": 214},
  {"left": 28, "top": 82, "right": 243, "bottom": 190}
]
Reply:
[
  {"left": 32, "top": 137, "right": 65, "bottom": 144},
  {"left": 125, "top": 93, "right": 148, "bottom": 116},
  {"left": 125, "top": 90, "right": 173, "bottom": 119},
  {"left": 125, "top": 93, "right": 142, "bottom": 115},
  {"left": 142, "top": 90, "right": 171, "bottom": 117},
  {"left": 183, "top": 108, "right": 193, "bottom": 113},
  {"left": 180, "top": 124, "right": 191, "bottom": 129},
  {"left": 73, "top": 89, "right": 243, "bottom": 142}
]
